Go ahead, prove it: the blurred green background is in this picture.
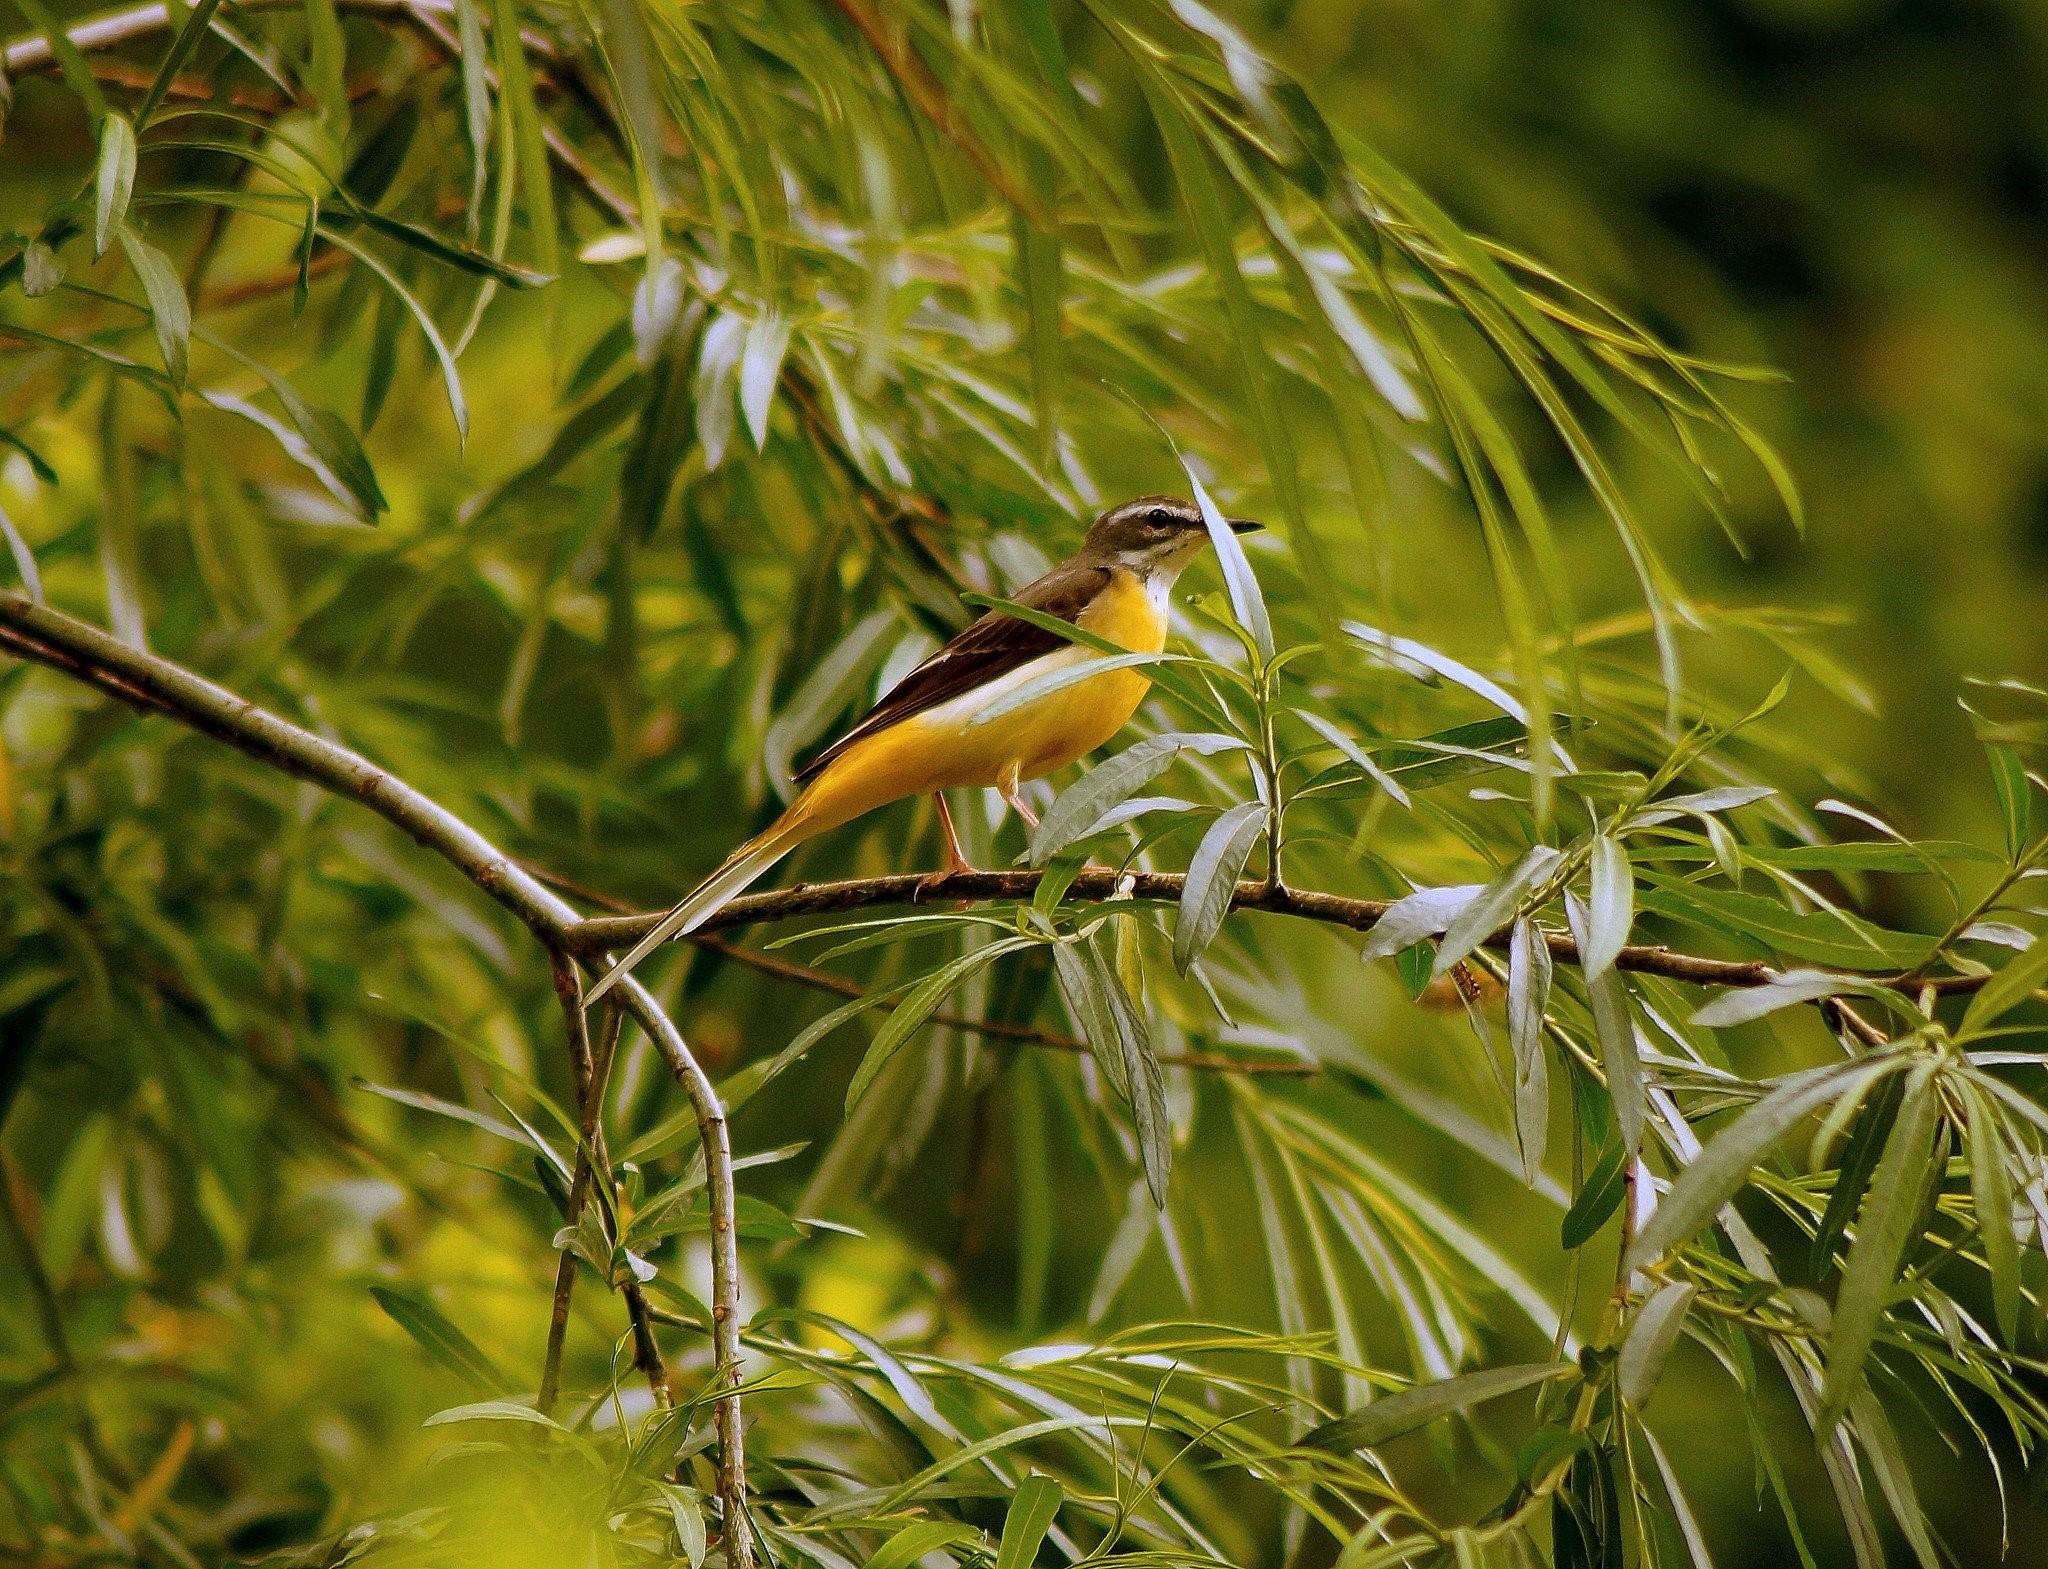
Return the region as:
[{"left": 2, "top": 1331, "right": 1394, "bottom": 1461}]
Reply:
[
  {"left": 1309, "top": 0, "right": 2048, "bottom": 820},
  {"left": 2, "top": 0, "right": 2045, "bottom": 1565}
]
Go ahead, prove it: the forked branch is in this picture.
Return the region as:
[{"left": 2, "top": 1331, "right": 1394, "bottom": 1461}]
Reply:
[{"left": 0, "top": 592, "right": 753, "bottom": 1569}]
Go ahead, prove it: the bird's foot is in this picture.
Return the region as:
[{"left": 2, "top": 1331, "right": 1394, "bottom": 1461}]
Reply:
[{"left": 913, "top": 854, "right": 978, "bottom": 904}]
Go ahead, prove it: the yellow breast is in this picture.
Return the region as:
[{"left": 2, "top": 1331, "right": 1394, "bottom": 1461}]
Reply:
[{"left": 1074, "top": 567, "right": 1170, "bottom": 653}]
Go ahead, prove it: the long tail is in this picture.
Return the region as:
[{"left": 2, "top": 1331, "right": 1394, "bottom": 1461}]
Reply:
[{"left": 585, "top": 820, "right": 803, "bottom": 1005}]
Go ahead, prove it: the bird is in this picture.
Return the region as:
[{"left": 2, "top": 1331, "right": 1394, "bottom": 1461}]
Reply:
[{"left": 584, "top": 495, "right": 1261, "bottom": 1004}]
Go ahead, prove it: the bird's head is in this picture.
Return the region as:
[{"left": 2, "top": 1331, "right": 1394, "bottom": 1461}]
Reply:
[{"left": 1081, "top": 494, "right": 1262, "bottom": 578}]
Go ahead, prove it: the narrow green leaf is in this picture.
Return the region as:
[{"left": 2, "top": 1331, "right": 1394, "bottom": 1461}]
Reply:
[
  {"left": 1583, "top": 835, "right": 1632, "bottom": 980},
  {"left": 1821, "top": 1062, "right": 1939, "bottom": 1430},
  {"left": 1091, "top": 936, "right": 1170, "bottom": 1204},
  {"left": 1960, "top": 1081, "right": 2022, "bottom": 1343},
  {"left": 490, "top": 0, "right": 557, "bottom": 274},
  {"left": 1053, "top": 935, "right": 1127, "bottom": 1100},
  {"left": 1342, "top": 620, "right": 1529, "bottom": 722},
  {"left": 1637, "top": 879, "right": 1930, "bottom": 971},
  {"left": 1987, "top": 744, "right": 2030, "bottom": 862},
  {"left": 995, "top": 1474, "right": 1063, "bottom": 1569},
  {"left": 95, "top": 114, "right": 138, "bottom": 258},
  {"left": 1295, "top": 709, "right": 1411, "bottom": 807},
  {"left": 1301, "top": 1361, "right": 1572, "bottom": 1452},
  {"left": 1434, "top": 846, "right": 1561, "bottom": 977},
  {"left": 302, "top": 0, "right": 348, "bottom": 131},
  {"left": 115, "top": 226, "right": 190, "bottom": 385},
  {"left": 1183, "top": 460, "right": 1273, "bottom": 663},
  {"left": 349, "top": 206, "right": 553, "bottom": 286},
  {"left": 1553, "top": 1441, "right": 1623, "bottom": 1569},
  {"left": 1617, "top": 1280, "right": 1695, "bottom": 1407},
  {"left": 970, "top": 651, "right": 1179, "bottom": 730},
  {"left": 1015, "top": 217, "right": 1064, "bottom": 466},
  {"left": 1809, "top": 1068, "right": 1904, "bottom": 1277},
  {"left": 1625, "top": 1058, "right": 1898, "bottom": 1272},
  {"left": 740, "top": 310, "right": 792, "bottom": 449},
  {"left": 198, "top": 328, "right": 387, "bottom": 517},
  {"left": 1141, "top": 75, "right": 1307, "bottom": 647},
  {"left": 452, "top": 0, "right": 493, "bottom": 235},
  {"left": 350, "top": 1078, "right": 523, "bottom": 1145},
  {"left": 0, "top": 501, "right": 44, "bottom": 602},
  {"left": 844, "top": 942, "right": 1019, "bottom": 1112},
  {"left": 1560, "top": 1141, "right": 1628, "bottom": 1249},
  {"left": 361, "top": 284, "right": 403, "bottom": 431},
  {"left": 422, "top": 1399, "right": 564, "bottom": 1430},
  {"left": 1360, "top": 883, "right": 1485, "bottom": 963},
  {"left": 313, "top": 227, "right": 469, "bottom": 441},
  {"left": 369, "top": 1285, "right": 509, "bottom": 1392},
  {"left": 1959, "top": 931, "right": 2048, "bottom": 1038},
  {"left": 1031, "top": 732, "right": 1245, "bottom": 865},
  {"left": 1173, "top": 801, "right": 1266, "bottom": 973},
  {"left": 862, "top": 1521, "right": 978, "bottom": 1569},
  {"left": 1844, "top": 1389, "right": 1940, "bottom": 1569},
  {"left": 1692, "top": 970, "right": 1899, "bottom": 1029},
  {"left": 1568, "top": 892, "right": 1642, "bottom": 1151},
  {"left": 658, "top": 1483, "right": 706, "bottom": 1569},
  {"left": 137, "top": 0, "right": 226, "bottom": 129},
  {"left": 1509, "top": 917, "right": 1551, "bottom": 1182}
]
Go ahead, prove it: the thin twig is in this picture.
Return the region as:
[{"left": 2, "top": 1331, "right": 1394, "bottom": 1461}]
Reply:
[
  {"left": 0, "top": 592, "right": 750, "bottom": 1569},
  {"left": 541, "top": 965, "right": 666, "bottom": 1411}
]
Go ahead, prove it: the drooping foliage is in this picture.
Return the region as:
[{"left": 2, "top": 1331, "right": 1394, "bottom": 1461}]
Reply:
[{"left": 2, "top": 2, "right": 2045, "bottom": 1568}]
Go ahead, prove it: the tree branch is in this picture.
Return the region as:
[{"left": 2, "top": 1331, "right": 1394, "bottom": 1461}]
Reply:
[
  {"left": 567, "top": 870, "right": 1988, "bottom": 999},
  {"left": 0, "top": 591, "right": 750, "bottom": 1569}
]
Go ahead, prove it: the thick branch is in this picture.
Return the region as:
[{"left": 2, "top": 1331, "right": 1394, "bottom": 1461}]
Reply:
[
  {"left": 566, "top": 870, "right": 1986, "bottom": 999},
  {"left": 0, "top": 592, "right": 750, "bottom": 1569}
]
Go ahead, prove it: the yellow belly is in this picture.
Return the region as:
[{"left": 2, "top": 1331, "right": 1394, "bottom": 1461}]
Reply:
[{"left": 785, "top": 569, "right": 1166, "bottom": 838}]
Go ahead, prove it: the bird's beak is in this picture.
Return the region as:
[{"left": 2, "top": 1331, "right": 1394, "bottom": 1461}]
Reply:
[{"left": 1227, "top": 517, "right": 1263, "bottom": 535}]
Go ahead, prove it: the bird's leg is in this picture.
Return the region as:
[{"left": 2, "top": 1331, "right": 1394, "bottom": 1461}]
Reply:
[
  {"left": 997, "top": 763, "right": 1041, "bottom": 830},
  {"left": 915, "top": 792, "right": 976, "bottom": 901}
]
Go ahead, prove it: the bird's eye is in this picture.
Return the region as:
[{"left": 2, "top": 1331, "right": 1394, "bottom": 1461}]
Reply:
[{"left": 1149, "top": 508, "right": 1179, "bottom": 529}]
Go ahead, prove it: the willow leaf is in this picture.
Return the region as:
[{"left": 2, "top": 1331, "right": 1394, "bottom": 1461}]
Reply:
[
  {"left": 1301, "top": 1362, "right": 1572, "bottom": 1452},
  {"left": 1625, "top": 1058, "right": 1900, "bottom": 1272},
  {"left": 1174, "top": 801, "right": 1266, "bottom": 973},
  {"left": 1508, "top": 916, "right": 1551, "bottom": 1182}
]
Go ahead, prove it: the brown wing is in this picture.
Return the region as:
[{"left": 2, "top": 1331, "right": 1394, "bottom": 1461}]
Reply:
[{"left": 795, "top": 561, "right": 1111, "bottom": 783}]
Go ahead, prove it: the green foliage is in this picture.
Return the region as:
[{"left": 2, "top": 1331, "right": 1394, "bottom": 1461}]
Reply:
[{"left": 3, "top": 1, "right": 2047, "bottom": 1568}]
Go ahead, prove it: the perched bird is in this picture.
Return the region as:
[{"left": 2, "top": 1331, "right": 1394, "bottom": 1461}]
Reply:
[{"left": 586, "top": 495, "right": 1260, "bottom": 1003}]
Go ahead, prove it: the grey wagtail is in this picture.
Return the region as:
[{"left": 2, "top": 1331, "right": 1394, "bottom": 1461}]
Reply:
[{"left": 585, "top": 495, "right": 1261, "bottom": 1003}]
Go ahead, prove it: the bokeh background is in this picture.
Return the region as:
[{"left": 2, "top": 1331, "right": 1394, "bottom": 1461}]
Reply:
[
  {"left": 1326, "top": 0, "right": 2048, "bottom": 819},
  {"left": 3, "top": 0, "right": 2046, "bottom": 1565}
]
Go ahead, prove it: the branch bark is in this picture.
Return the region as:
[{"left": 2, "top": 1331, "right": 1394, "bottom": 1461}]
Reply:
[
  {"left": 0, "top": 592, "right": 752, "bottom": 1569},
  {"left": 569, "top": 870, "right": 1988, "bottom": 999}
]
